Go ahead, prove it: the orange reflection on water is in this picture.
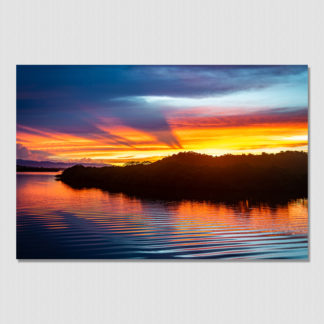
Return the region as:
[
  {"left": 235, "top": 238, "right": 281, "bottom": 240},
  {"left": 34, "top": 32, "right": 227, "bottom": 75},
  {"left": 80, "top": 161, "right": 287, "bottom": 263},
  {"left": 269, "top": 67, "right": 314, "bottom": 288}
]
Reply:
[
  {"left": 170, "top": 199, "right": 308, "bottom": 236},
  {"left": 17, "top": 173, "right": 308, "bottom": 259},
  {"left": 17, "top": 173, "right": 308, "bottom": 238}
]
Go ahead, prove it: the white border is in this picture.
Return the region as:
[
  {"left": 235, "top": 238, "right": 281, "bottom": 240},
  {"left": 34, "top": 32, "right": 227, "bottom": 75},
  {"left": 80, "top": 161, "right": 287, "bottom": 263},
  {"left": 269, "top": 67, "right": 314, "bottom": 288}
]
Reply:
[{"left": 1, "top": 1, "right": 324, "bottom": 323}]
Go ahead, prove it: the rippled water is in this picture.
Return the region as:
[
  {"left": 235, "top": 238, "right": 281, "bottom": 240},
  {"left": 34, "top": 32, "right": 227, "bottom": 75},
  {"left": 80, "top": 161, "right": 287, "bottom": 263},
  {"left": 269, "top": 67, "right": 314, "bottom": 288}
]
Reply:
[{"left": 17, "top": 172, "right": 308, "bottom": 260}]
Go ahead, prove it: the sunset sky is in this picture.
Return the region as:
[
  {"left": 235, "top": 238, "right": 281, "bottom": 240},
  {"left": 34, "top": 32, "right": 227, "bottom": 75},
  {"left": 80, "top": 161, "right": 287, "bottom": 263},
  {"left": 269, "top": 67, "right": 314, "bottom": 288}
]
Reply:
[{"left": 17, "top": 65, "right": 308, "bottom": 165}]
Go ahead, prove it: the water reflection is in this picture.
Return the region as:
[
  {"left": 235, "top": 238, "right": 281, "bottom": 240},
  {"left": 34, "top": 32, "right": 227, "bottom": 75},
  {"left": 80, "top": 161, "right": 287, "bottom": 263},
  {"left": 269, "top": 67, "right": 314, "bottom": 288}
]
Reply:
[{"left": 17, "top": 172, "right": 308, "bottom": 259}]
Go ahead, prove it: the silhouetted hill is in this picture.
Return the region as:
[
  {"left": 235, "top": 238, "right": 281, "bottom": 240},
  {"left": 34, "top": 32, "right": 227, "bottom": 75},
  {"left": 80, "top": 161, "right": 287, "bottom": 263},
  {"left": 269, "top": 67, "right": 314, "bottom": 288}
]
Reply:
[
  {"left": 17, "top": 159, "right": 110, "bottom": 169},
  {"left": 57, "top": 151, "right": 308, "bottom": 201}
]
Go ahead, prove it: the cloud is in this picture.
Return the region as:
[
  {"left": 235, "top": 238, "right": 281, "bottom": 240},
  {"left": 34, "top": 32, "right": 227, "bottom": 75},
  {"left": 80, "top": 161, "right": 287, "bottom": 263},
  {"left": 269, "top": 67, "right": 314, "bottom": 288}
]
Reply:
[
  {"left": 16, "top": 65, "right": 307, "bottom": 151},
  {"left": 17, "top": 143, "right": 52, "bottom": 161},
  {"left": 96, "top": 100, "right": 182, "bottom": 148},
  {"left": 169, "top": 107, "right": 308, "bottom": 129},
  {"left": 17, "top": 65, "right": 307, "bottom": 100},
  {"left": 17, "top": 65, "right": 308, "bottom": 109}
]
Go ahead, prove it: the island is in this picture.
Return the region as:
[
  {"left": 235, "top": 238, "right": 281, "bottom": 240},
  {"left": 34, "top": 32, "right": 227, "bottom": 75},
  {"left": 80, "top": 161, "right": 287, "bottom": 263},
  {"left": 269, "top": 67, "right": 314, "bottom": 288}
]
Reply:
[{"left": 57, "top": 151, "right": 308, "bottom": 202}]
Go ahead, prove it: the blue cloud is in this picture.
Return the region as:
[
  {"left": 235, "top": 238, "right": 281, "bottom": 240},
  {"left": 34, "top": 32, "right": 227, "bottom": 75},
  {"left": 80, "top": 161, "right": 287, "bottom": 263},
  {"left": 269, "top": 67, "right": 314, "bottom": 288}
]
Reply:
[{"left": 17, "top": 65, "right": 308, "bottom": 148}]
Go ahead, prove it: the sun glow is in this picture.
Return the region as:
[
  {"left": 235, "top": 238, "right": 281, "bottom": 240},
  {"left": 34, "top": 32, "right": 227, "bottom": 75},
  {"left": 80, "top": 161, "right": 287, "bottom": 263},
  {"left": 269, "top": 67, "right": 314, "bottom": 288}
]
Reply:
[
  {"left": 16, "top": 65, "right": 308, "bottom": 165},
  {"left": 16, "top": 116, "right": 308, "bottom": 164}
]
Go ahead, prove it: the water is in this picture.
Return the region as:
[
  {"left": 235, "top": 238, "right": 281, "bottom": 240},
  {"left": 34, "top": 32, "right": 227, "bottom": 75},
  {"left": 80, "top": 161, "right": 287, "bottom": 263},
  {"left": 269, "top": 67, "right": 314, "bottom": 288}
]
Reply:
[{"left": 17, "top": 172, "right": 308, "bottom": 260}]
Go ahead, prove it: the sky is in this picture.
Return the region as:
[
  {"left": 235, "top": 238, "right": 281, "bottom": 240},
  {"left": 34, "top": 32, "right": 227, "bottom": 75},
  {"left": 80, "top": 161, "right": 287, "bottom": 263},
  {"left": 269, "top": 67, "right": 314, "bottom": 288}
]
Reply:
[{"left": 17, "top": 65, "right": 308, "bottom": 165}]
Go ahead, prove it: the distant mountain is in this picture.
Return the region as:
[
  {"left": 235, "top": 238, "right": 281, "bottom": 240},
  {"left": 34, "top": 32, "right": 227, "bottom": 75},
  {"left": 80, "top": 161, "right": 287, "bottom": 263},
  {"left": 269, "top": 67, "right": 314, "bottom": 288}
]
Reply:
[{"left": 17, "top": 159, "right": 110, "bottom": 169}]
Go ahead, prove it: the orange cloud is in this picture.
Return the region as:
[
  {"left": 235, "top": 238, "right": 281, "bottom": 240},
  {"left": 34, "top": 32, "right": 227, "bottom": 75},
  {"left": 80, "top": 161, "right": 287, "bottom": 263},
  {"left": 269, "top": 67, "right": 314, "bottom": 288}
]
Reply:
[{"left": 16, "top": 108, "right": 308, "bottom": 164}]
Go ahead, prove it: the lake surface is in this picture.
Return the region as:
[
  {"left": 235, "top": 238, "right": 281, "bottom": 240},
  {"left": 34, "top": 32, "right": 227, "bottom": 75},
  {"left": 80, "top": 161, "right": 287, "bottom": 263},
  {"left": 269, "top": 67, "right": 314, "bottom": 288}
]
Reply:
[{"left": 17, "top": 172, "right": 308, "bottom": 259}]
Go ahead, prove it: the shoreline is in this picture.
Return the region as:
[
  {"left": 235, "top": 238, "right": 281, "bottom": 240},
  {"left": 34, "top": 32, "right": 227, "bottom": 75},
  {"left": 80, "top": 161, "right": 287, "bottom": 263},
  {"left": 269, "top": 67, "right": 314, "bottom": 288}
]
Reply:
[{"left": 57, "top": 151, "right": 308, "bottom": 204}]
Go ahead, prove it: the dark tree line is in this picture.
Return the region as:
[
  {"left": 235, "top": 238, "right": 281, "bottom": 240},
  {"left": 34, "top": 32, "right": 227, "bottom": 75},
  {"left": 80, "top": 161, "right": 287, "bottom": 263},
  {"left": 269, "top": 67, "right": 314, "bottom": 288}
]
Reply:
[{"left": 57, "top": 151, "right": 308, "bottom": 201}]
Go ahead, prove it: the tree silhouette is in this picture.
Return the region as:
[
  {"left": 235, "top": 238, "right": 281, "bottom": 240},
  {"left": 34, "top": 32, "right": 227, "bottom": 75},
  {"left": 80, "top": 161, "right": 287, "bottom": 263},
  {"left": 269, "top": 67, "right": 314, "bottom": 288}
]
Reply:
[{"left": 58, "top": 151, "right": 308, "bottom": 202}]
